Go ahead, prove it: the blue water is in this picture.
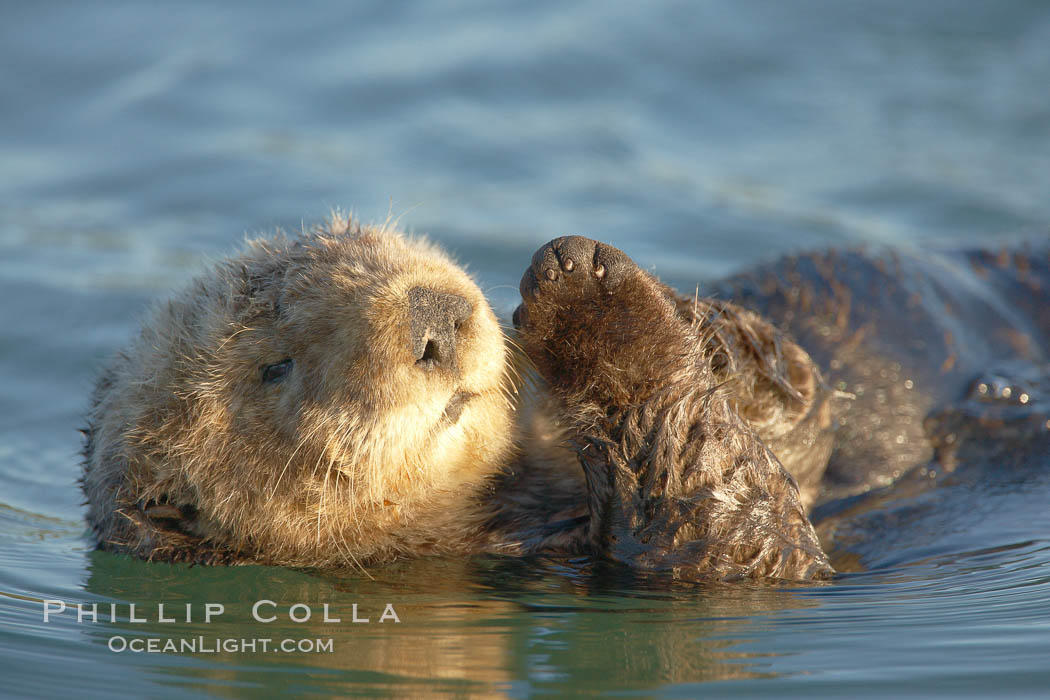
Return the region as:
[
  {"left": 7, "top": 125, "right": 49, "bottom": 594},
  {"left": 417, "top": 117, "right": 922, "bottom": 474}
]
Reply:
[{"left": 2, "top": 1, "right": 1050, "bottom": 697}]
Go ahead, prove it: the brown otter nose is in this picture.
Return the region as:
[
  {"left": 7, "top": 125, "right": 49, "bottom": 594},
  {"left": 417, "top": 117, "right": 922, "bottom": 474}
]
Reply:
[{"left": 408, "top": 287, "right": 473, "bottom": 372}]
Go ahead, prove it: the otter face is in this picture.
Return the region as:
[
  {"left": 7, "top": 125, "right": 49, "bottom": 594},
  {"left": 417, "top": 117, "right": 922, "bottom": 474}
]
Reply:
[
  {"left": 85, "top": 217, "right": 516, "bottom": 565},
  {"left": 236, "top": 225, "right": 511, "bottom": 478}
]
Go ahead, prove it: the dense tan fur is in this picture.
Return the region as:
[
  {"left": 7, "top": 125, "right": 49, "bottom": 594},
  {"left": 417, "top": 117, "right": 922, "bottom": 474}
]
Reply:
[{"left": 83, "top": 215, "right": 516, "bottom": 566}]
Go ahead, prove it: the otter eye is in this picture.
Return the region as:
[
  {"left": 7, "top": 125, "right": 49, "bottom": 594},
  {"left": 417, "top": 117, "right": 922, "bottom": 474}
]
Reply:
[{"left": 261, "top": 358, "right": 293, "bottom": 384}]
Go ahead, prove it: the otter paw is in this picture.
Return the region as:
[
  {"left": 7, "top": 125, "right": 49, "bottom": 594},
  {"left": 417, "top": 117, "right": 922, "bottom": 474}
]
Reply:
[
  {"left": 514, "top": 236, "right": 637, "bottom": 327},
  {"left": 513, "top": 236, "right": 689, "bottom": 404}
]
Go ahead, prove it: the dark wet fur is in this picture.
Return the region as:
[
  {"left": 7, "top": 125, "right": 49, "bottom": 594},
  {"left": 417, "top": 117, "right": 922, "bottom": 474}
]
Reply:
[
  {"left": 705, "top": 245, "right": 1050, "bottom": 504},
  {"left": 507, "top": 237, "right": 1050, "bottom": 579},
  {"left": 512, "top": 236, "right": 832, "bottom": 581}
]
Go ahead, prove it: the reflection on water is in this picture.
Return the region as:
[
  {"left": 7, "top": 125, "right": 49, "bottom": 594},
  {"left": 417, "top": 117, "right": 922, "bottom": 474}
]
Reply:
[
  {"left": 2, "top": 0, "right": 1050, "bottom": 696},
  {"left": 76, "top": 555, "right": 819, "bottom": 697},
  {"left": 3, "top": 533, "right": 1045, "bottom": 697}
]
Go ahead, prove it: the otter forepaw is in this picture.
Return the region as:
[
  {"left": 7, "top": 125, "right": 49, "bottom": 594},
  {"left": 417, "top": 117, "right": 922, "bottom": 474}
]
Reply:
[
  {"left": 518, "top": 235, "right": 636, "bottom": 305},
  {"left": 514, "top": 236, "right": 690, "bottom": 405}
]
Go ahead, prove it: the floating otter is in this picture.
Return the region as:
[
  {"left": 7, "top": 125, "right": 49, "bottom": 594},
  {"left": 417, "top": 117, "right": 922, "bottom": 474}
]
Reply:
[
  {"left": 83, "top": 220, "right": 517, "bottom": 567},
  {"left": 82, "top": 214, "right": 1050, "bottom": 580}
]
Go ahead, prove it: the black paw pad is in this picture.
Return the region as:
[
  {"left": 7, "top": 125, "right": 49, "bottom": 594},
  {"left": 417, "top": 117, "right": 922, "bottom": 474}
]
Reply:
[{"left": 518, "top": 236, "right": 635, "bottom": 305}]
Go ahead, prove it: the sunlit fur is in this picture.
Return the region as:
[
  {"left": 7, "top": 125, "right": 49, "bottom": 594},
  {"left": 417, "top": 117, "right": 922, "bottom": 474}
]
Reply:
[{"left": 83, "top": 214, "right": 516, "bottom": 566}]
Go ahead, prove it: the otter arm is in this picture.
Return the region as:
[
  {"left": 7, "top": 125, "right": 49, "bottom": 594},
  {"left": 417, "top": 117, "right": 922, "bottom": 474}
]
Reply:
[
  {"left": 657, "top": 283, "right": 837, "bottom": 509},
  {"left": 513, "top": 237, "right": 832, "bottom": 581}
]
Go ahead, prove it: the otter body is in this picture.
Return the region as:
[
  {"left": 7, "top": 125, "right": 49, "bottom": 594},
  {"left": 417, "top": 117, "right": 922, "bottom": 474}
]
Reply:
[
  {"left": 707, "top": 247, "right": 1050, "bottom": 501},
  {"left": 82, "top": 215, "right": 1049, "bottom": 581}
]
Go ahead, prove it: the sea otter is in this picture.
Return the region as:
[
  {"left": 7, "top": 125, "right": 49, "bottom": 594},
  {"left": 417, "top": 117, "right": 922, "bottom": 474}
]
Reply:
[{"left": 82, "top": 214, "right": 1050, "bottom": 580}]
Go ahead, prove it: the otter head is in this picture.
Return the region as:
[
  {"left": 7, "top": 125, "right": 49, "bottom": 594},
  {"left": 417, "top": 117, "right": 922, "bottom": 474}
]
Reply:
[{"left": 84, "top": 216, "right": 516, "bottom": 566}]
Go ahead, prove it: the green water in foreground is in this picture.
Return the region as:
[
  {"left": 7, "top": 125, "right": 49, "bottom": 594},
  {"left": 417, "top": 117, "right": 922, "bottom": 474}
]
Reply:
[{"left": 6, "top": 528, "right": 1050, "bottom": 698}]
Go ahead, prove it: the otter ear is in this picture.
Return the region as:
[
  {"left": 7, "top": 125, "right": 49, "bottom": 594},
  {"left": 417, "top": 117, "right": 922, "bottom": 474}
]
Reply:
[{"left": 234, "top": 260, "right": 287, "bottom": 318}]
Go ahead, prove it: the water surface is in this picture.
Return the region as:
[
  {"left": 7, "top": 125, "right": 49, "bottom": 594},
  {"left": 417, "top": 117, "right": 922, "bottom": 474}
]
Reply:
[{"left": 2, "top": 1, "right": 1050, "bottom": 697}]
